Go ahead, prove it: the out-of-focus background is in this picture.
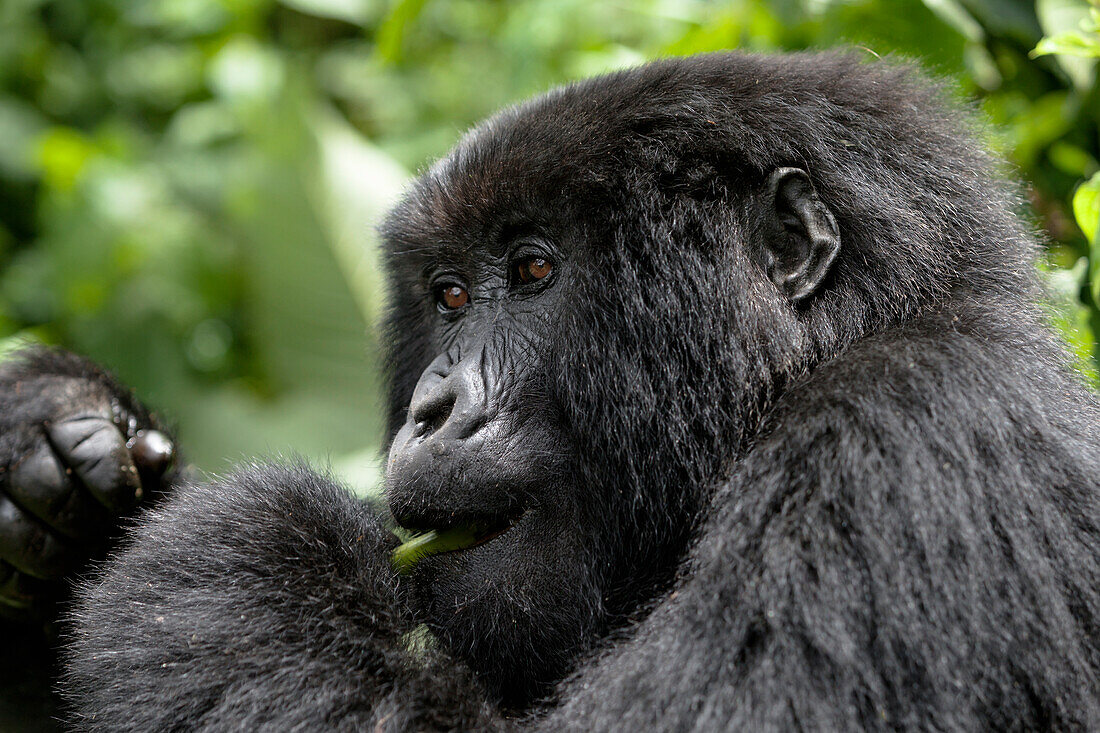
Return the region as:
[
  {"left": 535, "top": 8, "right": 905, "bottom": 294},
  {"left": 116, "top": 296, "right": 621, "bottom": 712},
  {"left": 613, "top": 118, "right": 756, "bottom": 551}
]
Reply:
[{"left": 0, "top": 0, "right": 1098, "bottom": 482}]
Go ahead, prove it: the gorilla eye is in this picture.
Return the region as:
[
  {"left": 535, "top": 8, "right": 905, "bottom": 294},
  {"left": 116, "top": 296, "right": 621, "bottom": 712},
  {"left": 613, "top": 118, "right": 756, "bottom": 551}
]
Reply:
[
  {"left": 436, "top": 285, "right": 469, "bottom": 311},
  {"left": 514, "top": 256, "right": 553, "bottom": 284}
]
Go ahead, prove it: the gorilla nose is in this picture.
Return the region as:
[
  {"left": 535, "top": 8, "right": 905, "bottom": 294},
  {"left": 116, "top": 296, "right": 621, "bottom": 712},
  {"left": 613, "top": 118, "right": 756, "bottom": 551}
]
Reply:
[{"left": 408, "top": 363, "right": 489, "bottom": 442}]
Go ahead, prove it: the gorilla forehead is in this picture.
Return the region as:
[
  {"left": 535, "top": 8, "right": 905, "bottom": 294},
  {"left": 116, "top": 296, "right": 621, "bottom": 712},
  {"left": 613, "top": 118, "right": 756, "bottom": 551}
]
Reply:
[
  {"left": 394, "top": 55, "right": 757, "bottom": 244},
  {"left": 385, "top": 50, "right": 1004, "bottom": 274}
]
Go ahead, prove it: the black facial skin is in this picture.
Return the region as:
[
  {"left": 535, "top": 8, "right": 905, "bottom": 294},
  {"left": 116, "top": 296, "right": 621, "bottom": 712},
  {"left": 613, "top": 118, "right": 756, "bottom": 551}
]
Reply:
[{"left": 384, "top": 232, "right": 605, "bottom": 700}]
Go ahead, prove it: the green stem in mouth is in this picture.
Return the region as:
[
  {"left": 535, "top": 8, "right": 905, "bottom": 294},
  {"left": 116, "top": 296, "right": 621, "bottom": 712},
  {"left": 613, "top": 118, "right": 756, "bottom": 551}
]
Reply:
[{"left": 392, "top": 525, "right": 483, "bottom": 574}]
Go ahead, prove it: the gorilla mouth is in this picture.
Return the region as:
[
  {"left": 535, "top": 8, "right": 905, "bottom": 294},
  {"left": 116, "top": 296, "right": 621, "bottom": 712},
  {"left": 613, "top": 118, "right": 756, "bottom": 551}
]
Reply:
[{"left": 392, "top": 510, "right": 524, "bottom": 574}]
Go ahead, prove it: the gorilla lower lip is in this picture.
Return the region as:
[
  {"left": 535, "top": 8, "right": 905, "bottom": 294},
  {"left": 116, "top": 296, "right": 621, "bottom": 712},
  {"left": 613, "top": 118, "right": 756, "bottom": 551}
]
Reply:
[{"left": 392, "top": 512, "right": 522, "bottom": 573}]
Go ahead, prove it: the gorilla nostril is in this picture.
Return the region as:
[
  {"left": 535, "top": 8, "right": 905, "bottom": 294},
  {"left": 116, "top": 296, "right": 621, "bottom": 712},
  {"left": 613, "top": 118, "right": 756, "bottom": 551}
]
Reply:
[
  {"left": 416, "top": 413, "right": 443, "bottom": 439},
  {"left": 410, "top": 399, "right": 491, "bottom": 441},
  {"left": 412, "top": 394, "right": 455, "bottom": 438}
]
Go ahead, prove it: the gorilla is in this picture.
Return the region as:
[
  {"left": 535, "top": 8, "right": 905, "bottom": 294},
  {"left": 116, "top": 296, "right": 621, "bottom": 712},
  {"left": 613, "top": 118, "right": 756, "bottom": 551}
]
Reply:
[{"left": 2, "top": 51, "right": 1099, "bottom": 730}]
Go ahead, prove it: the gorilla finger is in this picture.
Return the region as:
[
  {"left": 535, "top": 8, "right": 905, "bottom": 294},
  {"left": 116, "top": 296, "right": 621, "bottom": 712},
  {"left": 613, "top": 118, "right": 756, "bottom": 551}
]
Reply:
[
  {"left": 128, "top": 429, "right": 175, "bottom": 494},
  {"left": 47, "top": 416, "right": 141, "bottom": 513},
  {"left": 0, "top": 495, "right": 81, "bottom": 579},
  {"left": 7, "top": 441, "right": 110, "bottom": 540}
]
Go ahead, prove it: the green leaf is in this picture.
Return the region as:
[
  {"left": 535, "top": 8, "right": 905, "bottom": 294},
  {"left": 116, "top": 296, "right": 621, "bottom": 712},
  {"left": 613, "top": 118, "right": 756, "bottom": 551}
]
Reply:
[
  {"left": 1079, "top": 173, "right": 1100, "bottom": 308},
  {"left": 392, "top": 526, "right": 484, "bottom": 574},
  {"left": 1032, "top": 33, "right": 1100, "bottom": 57},
  {"left": 1075, "top": 171, "right": 1100, "bottom": 243},
  {"left": 375, "top": 0, "right": 430, "bottom": 64},
  {"left": 1034, "top": 0, "right": 1099, "bottom": 88}
]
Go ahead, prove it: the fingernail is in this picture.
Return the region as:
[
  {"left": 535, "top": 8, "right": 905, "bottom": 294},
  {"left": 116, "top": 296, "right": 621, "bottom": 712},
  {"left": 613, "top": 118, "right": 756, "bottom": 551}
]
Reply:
[{"left": 129, "top": 430, "right": 174, "bottom": 475}]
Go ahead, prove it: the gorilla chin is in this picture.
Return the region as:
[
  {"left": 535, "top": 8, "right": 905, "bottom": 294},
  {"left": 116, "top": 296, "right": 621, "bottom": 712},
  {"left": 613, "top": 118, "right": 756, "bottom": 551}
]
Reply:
[
  {"left": 385, "top": 397, "right": 608, "bottom": 701},
  {"left": 409, "top": 506, "right": 605, "bottom": 703}
]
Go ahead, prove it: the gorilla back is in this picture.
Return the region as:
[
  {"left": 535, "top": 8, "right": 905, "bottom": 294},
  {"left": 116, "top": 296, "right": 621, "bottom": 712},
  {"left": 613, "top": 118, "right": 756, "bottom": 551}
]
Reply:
[{"left": 65, "top": 52, "right": 1100, "bottom": 731}]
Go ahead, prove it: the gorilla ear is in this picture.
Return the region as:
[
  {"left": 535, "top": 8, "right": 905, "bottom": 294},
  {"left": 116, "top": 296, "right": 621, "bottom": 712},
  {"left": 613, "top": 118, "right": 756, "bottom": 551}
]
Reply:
[{"left": 759, "top": 167, "right": 840, "bottom": 303}]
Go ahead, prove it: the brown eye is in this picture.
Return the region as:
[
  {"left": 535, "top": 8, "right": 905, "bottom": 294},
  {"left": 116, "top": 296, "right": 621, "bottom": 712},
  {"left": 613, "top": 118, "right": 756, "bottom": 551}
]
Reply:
[
  {"left": 516, "top": 257, "right": 553, "bottom": 284},
  {"left": 437, "top": 285, "right": 469, "bottom": 310}
]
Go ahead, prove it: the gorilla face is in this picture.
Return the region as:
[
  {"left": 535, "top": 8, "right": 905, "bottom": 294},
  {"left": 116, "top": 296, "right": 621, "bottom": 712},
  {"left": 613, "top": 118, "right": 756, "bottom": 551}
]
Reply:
[
  {"left": 384, "top": 218, "right": 606, "bottom": 699},
  {"left": 382, "top": 62, "right": 842, "bottom": 701}
]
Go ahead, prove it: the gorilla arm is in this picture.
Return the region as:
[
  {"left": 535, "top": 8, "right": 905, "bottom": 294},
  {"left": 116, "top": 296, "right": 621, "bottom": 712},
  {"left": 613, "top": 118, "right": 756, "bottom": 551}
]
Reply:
[
  {"left": 64, "top": 464, "right": 497, "bottom": 732},
  {"left": 542, "top": 316, "right": 1100, "bottom": 732}
]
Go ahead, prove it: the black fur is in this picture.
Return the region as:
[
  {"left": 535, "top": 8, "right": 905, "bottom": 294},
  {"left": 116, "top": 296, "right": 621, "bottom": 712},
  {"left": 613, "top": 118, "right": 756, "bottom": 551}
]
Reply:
[
  {"left": 61, "top": 51, "right": 1100, "bottom": 730},
  {"left": 64, "top": 464, "right": 494, "bottom": 730}
]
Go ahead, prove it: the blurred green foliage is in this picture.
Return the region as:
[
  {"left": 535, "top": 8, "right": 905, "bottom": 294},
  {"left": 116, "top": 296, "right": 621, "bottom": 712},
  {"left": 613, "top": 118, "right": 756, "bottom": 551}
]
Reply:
[{"left": 0, "top": 0, "right": 1098, "bottom": 480}]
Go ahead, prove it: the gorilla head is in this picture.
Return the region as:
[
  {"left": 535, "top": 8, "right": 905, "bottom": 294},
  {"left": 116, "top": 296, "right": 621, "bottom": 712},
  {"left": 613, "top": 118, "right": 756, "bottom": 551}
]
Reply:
[{"left": 381, "top": 52, "right": 1032, "bottom": 702}]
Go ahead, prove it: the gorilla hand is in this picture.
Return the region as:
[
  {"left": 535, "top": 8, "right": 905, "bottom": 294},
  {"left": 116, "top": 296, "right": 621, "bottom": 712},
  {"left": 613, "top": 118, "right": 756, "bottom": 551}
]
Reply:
[{"left": 0, "top": 348, "right": 174, "bottom": 621}]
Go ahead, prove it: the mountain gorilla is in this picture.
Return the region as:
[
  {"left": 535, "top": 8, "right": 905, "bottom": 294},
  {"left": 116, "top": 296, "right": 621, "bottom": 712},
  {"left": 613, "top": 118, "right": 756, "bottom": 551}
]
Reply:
[{"left": 2, "top": 51, "right": 1099, "bottom": 729}]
